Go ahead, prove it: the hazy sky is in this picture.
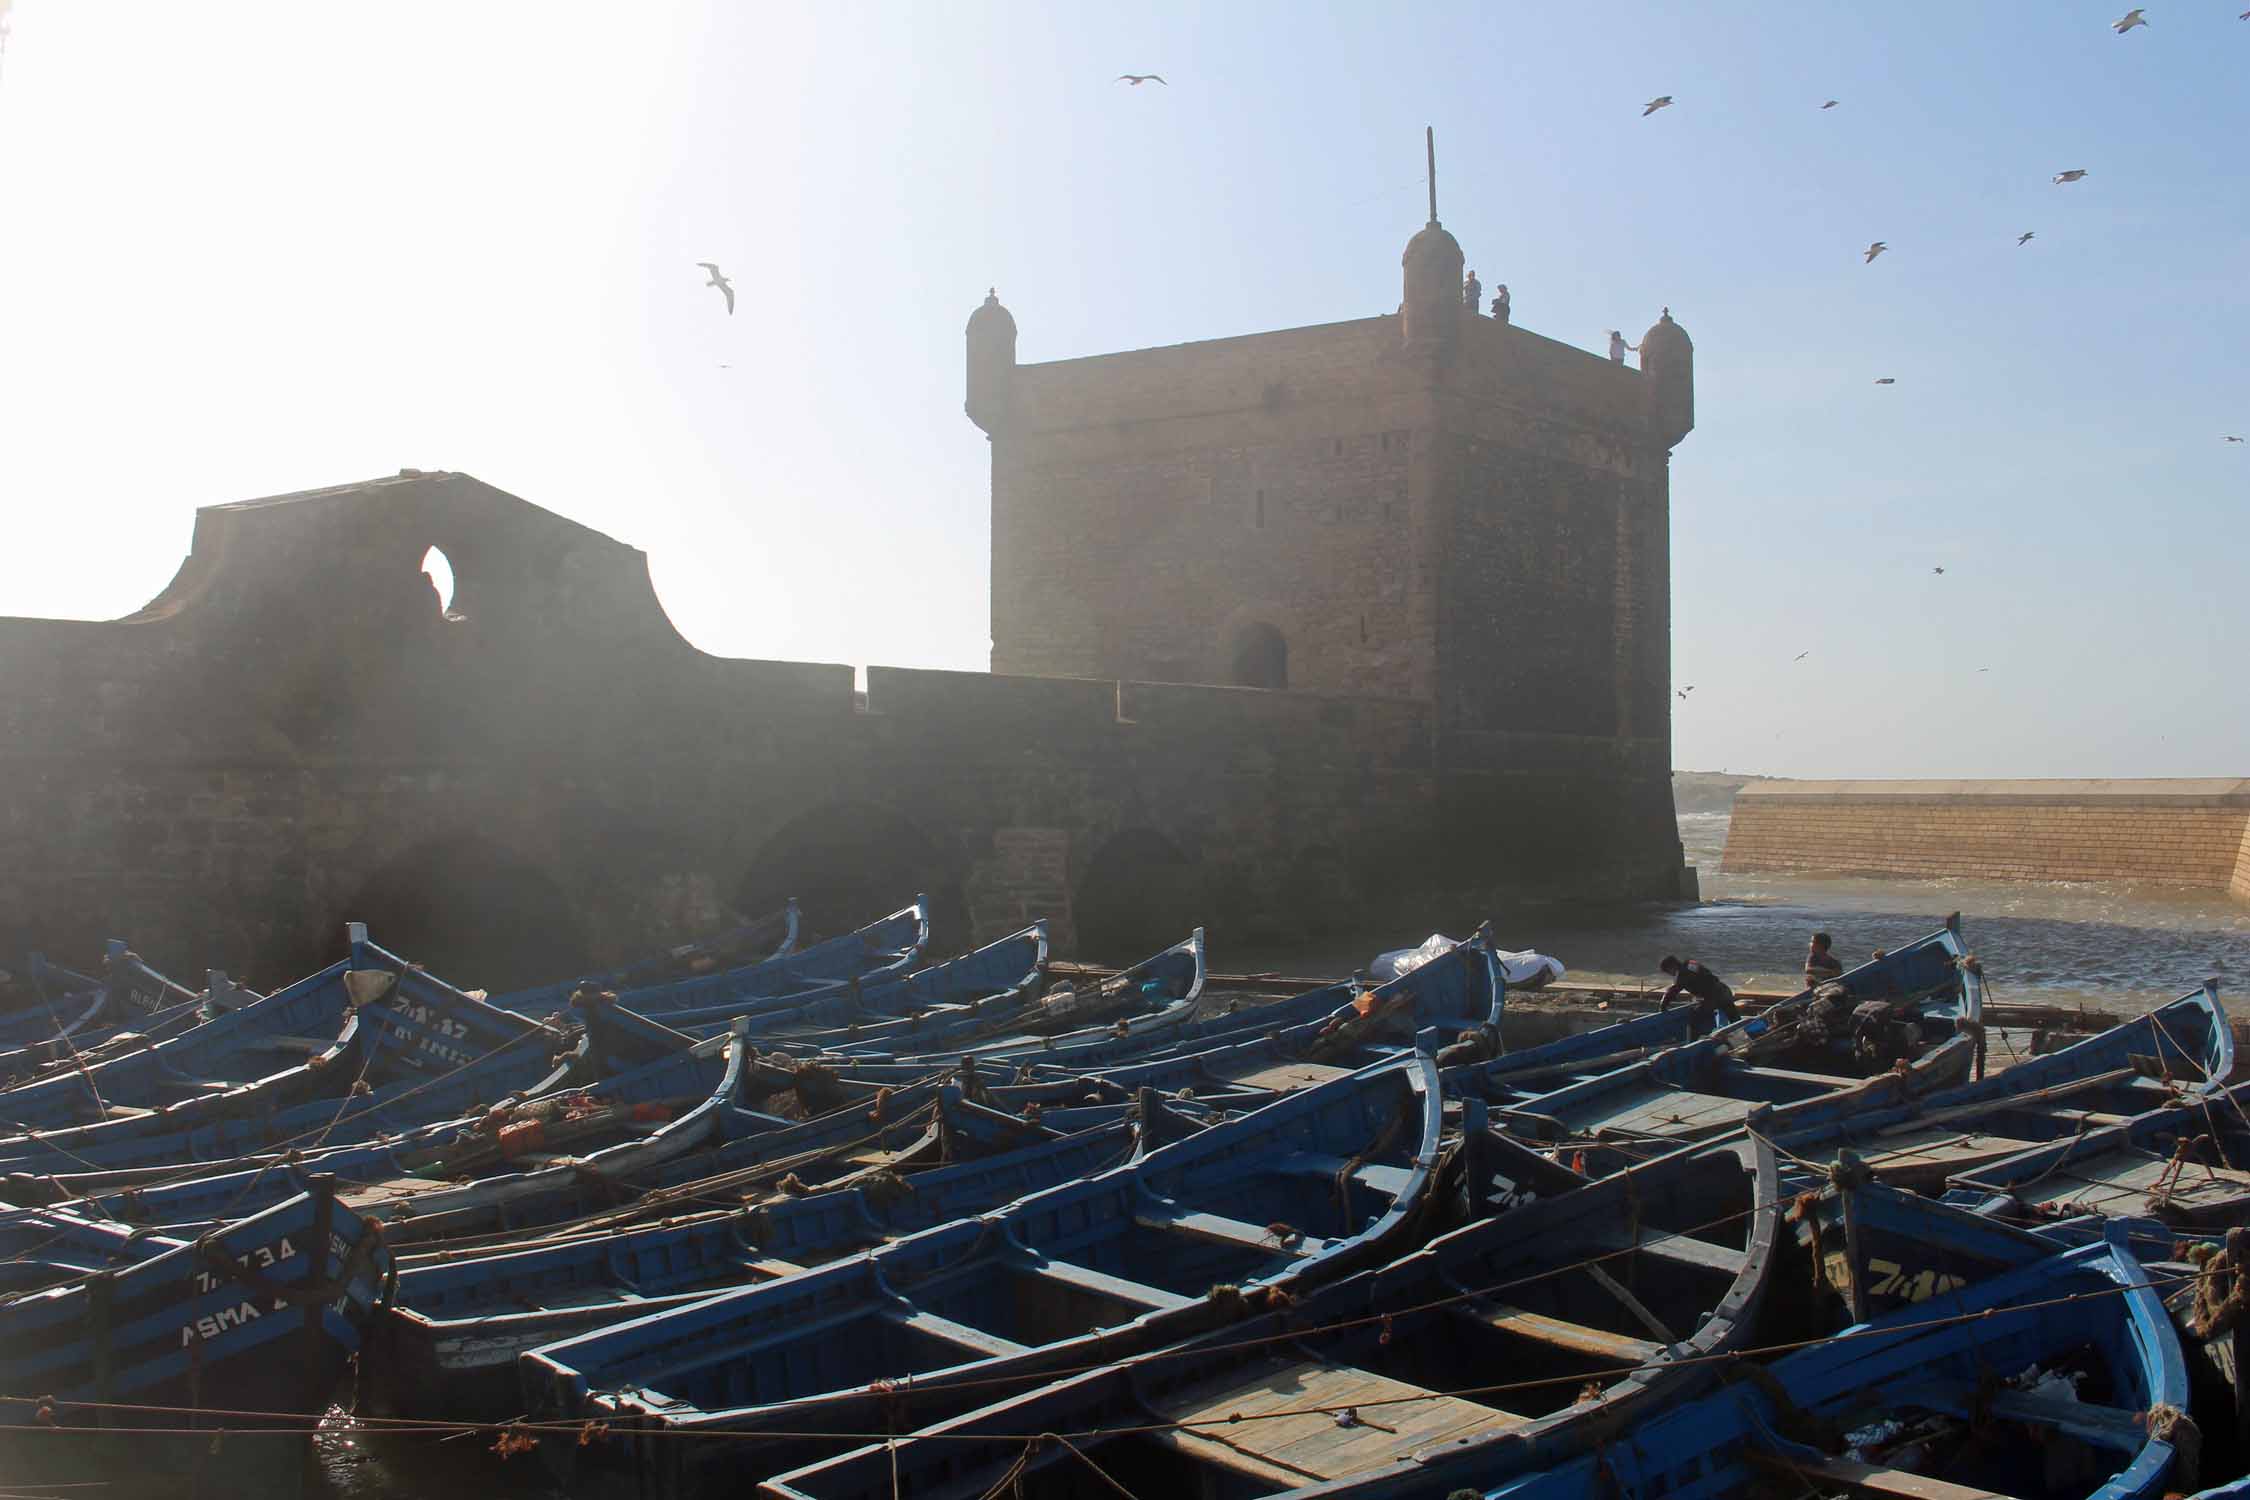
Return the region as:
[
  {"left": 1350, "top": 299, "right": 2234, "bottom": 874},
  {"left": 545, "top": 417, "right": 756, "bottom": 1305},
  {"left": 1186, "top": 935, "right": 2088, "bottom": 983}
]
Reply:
[{"left": 0, "top": 2, "right": 2242, "bottom": 779}]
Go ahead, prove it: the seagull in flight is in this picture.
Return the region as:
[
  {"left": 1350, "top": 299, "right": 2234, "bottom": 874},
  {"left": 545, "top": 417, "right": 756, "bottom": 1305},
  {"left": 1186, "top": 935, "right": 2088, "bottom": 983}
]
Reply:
[
  {"left": 2053, "top": 169, "right": 2089, "bottom": 184},
  {"left": 2225, "top": 435, "right": 2245, "bottom": 443},
  {"left": 1642, "top": 95, "right": 1673, "bottom": 116},
  {"left": 1676, "top": 685, "right": 1695, "bottom": 699},
  {"left": 1794, "top": 651, "right": 1810, "bottom": 661},
  {"left": 697, "top": 262, "right": 734, "bottom": 315},
  {"left": 1875, "top": 377, "right": 1897, "bottom": 385},
  {"left": 1932, "top": 566, "right": 1946, "bottom": 575},
  {"left": 2112, "top": 8, "right": 2148, "bottom": 32},
  {"left": 2018, "top": 231, "right": 2036, "bottom": 246},
  {"left": 1116, "top": 74, "right": 1166, "bottom": 86},
  {"left": 1821, "top": 99, "right": 1839, "bottom": 109},
  {"left": 1864, "top": 241, "right": 1888, "bottom": 264}
]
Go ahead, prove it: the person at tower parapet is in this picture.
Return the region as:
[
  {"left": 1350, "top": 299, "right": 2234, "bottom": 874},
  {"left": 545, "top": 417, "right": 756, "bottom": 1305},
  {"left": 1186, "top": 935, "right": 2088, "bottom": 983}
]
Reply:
[
  {"left": 1463, "top": 268, "right": 1482, "bottom": 312},
  {"left": 1490, "top": 283, "right": 1510, "bottom": 322},
  {"left": 1608, "top": 329, "right": 1638, "bottom": 363},
  {"left": 1658, "top": 955, "right": 1741, "bottom": 1034}
]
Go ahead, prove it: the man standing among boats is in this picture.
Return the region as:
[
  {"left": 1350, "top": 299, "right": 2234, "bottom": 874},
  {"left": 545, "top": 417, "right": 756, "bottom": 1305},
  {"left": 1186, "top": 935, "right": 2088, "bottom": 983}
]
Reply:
[
  {"left": 1657, "top": 954, "right": 1741, "bottom": 1034},
  {"left": 1804, "top": 930, "right": 1845, "bottom": 987}
]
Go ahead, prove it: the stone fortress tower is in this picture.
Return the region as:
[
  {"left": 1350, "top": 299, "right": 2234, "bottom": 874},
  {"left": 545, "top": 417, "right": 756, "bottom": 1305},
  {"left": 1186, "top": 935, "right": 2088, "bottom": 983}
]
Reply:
[{"left": 965, "top": 163, "right": 1696, "bottom": 900}]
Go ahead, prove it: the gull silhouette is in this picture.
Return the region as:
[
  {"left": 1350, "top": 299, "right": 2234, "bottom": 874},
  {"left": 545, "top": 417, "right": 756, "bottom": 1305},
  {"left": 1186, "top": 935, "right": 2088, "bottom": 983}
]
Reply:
[
  {"left": 2054, "top": 169, "right": 2089, "bottom": 185},
  {"left": 1864, "top": 241, "right": 1888, "bottom": 263},
  {"left": 1677, "top": 685, "right": 1695, "bottom": 699},
  {"left": 1643, "top": 95, "right": 1673, "bottom": 116},
  {"left": 2112, "top": 8, "right": 2148, "bottom": 32},
  {"left": 1794, "top": 651, "right": 1810, "bottom": 661},
  {"left": 1116, "top": 74, "right": 1167, "bottom": 86},
  {"left": 1821, "top": 99, "right": 1839, "bottom": 109},
  {"left": 1932, "top": 566, "right": 1946, "bottom": 575},
  {"left": 1875, "top": 377, "right": 1897, "bottom": 385},
  {"left": 697, "top": 262, "right": 734, "bottom": 315},
  {"left": 2018, "top": 231, "right": 2036, "bottom": 246}
]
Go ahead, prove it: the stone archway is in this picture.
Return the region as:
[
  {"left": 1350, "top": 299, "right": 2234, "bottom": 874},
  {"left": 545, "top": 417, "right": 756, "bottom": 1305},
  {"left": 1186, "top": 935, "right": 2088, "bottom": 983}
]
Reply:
[
  {"left": 337, "top": 836, "right": 588, "bottom": 993},
  {"left": 1072, "top": 829, "right": 1204, "bottom": 963},
  {"left": 735, "top": 802, "right": 966, "bottom": 948}
]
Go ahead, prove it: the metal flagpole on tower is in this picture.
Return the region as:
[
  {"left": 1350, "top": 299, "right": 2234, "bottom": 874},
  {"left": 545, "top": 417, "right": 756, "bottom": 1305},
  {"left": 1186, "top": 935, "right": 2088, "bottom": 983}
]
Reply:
[{"left": 1425, "top": 126, "right": 1437, "bottom": 224}]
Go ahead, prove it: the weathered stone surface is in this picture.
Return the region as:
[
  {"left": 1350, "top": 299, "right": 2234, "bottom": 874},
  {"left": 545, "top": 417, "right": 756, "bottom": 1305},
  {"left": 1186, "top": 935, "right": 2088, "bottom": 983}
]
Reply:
[{"left": 1723, "top": 779, "right": 2250, "bottom": 901}]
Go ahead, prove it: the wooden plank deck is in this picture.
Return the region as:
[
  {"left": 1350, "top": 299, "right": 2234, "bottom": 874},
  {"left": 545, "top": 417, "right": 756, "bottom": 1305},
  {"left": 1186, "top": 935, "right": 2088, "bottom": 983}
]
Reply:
[
  {"left": 2006, "top": 1147, "right": 2250, "bottom": 1217},
  {"left": 1861, "top": 1126, "right": 2040, "bottom": 1183},
  {"left": 1555, "top": 1083, "right": 1760, "bottom": 1138},
  {"left": 1146, "top": 1356, "right": 1522, "bottom": 1485},
  {"left": 1223, "top": 1061, "right": 1352, "bottom": 1093}
]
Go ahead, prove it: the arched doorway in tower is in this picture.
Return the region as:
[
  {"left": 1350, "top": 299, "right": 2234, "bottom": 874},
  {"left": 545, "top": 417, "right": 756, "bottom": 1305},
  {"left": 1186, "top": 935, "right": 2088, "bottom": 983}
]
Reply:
[{"left": 1228, "top": 621, "right": 1289, "bottom": 690}]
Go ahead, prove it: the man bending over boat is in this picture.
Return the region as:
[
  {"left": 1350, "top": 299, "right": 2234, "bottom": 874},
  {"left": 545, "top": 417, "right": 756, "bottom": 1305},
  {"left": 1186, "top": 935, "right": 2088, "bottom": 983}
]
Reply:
[{"left": 1657, "top": 955, "right": 1741, "bottom": 1035}]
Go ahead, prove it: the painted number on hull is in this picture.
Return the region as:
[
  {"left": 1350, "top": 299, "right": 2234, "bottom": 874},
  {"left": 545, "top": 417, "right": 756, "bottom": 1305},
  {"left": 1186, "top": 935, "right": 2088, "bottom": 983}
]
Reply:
[
  {"left": 1867, "top": 1257, "right": 1967, "bottom": 1304},
  {"left": 393, "top": 1001, "right": 475, "bottom": 1068},
  {"left": 177, "top": 1232, "right": 352, "bottom": 1346}
]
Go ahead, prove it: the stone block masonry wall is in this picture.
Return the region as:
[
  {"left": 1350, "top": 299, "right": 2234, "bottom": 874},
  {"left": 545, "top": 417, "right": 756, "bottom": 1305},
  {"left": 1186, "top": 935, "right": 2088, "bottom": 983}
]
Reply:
[{"left": 1723, "top": 780, "right": 2250, "bottom": 901}]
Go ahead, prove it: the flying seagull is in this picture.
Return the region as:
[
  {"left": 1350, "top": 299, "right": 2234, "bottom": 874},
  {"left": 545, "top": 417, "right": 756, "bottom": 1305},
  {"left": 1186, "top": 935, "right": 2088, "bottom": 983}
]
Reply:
[
  {"left": 1864, "top": 241, "right": 1888, "bottom": 263},
  {"left": 1116, "top": 74, "right": 1166, "bottom": 86},
  {"left": 1875, "top": 377, "right": 1897, "bottom": 385},
  {"left": 1794, "top": 651, "right": 1810, "bottom": 661},
  {"left": 1676, "top": 686, "right": 1694, "bottom": 698},
  {"left": 2053, "top": 169, "right": 2089, "bottom": 184},
  {"left": 1821, "top": 99, "right": 1839, "bottom": 109},
  {"left": 2112, "top": 8, "right": 2148, "bottom": 32},
  {"left": 1932, "top": 566, "right": 1946, "bottom": 575},
  {"left": 2018, "top": 231, "right": 2036, "bottom": 246},
  {"left": 2226, "top": 435, "right": 2245, "bottom": 443},
  {"left": 1642, "top": 95, "right": 1673, "bottom": 116},
  {"left": 697, "top": 261, "right": 734, "bottom": 315}
]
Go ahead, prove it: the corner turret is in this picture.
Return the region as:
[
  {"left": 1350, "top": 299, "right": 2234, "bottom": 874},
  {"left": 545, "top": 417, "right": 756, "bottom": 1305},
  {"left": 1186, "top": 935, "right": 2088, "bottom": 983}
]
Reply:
[
  {"left": 1401, "top": 221, "right": 1465, "bottom": 351},
  {"left": 1638, "top": 307, "right": 1694, "bottom": 446},
  {"left": 965, "top": 288, "right": 1017, "bottom": 434}
]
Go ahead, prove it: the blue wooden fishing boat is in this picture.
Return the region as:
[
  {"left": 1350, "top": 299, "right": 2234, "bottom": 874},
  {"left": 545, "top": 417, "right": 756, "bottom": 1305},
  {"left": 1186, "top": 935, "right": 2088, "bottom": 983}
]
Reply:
[
  {"left": 491, "top": 900, "right": 802, "bottom": 1019},
  {"left": 519, "top": 1052, "right": 1445, "bottom": 1498},
  {"left": 1946, "top": 1078, "right": 2250, "bottom": 1231},
  {"left": 761, "top": 1131, "right": 1783, "bottom": 1500},
  {"left": 0, "top": 928, "right": 595, "bottom": 1189},
  {"left": 365, "top": 1088, "right": 1201, "bottom": 1420},
  {"left": 916, "top": 929, "right": 1207, "bottom": 1059},
  {"left": 522, "top": 899, "right": 931, "bottom": 1025},
  {"left": 0, "top": 941, "right": 197, "bottom": 1053},
  {"left": 1754, "top": 982, "right": 2235, "bottom": 1190},
  {"left": 3, "top": 987, "right": 694, "bottom": 1209},
  {"left": 0, "top": 1177, "right": 392, "bottom": 1496},
  {"left": 1470, "top": 1224, "right": 2190, "bottom": 1500},
  {"left": 674, "top": 922, "right": 1051, "bottom": 1055},
  {"left": 1723, "top": 912, "right": 1985, "bottom": 1076}
]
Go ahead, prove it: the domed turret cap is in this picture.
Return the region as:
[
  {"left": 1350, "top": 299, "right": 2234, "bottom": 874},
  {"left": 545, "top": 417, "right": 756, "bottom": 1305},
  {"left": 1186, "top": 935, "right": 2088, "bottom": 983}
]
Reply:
[
  {"left": 1639, "top": 307, "right": 1691, "bottom": 360},
  {"left": 967, "top": 287, "right": 1017, "bottom": 340}
]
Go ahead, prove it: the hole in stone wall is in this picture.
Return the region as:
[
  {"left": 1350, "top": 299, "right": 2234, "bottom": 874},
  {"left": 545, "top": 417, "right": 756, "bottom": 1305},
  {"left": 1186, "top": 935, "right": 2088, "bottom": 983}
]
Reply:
[
  {"left": 1360, "top": 613, "right": 1369, "bottom": 643},
  {"left": 1074, "top": 830, "right": 1201, "bottom": 963},
  {"left": 421, "top": 545, "right": 456, "bottom": 615},
  {"left": 1229, "top": 622, "right": 1288, "bottom": 691}
]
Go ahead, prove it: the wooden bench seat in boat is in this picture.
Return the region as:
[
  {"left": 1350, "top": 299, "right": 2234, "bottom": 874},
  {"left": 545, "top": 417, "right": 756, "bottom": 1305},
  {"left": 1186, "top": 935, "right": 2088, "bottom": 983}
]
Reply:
[
  {"left": 1144, "top": 1356, "right": 1524, "bottom": 1487},
  {"left": 1590, "top": 1229, "right": 1747, "bottom": 1278},
  {"left": 1750, "top": 1450, "right": 2011, "bottom": 1499},
  {"left": 1137, "top": 1207, "right": 1325, "bottom": 1257},
  {"left": 1975, "top": 1147, "right": 2250, "bottom": 1219},
  {"left": 1270, "top": 1150, "right": 1416, "bottom": 1198},
  {"left": 1449, "top": 1298, "right": 1668, "bottom": 1364}
]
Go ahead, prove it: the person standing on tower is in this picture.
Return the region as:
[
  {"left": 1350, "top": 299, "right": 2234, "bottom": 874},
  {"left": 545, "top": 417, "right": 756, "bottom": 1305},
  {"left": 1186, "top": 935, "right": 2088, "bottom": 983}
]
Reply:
[
  {"left": 1463, "top": 269, "right": 1482, "bottom": 313},
  {"left": 1491, "top": 284, "right": 1510, "bottom": 323},
  {"left": 1608, "top": 330, "right": 1639, "bottom": 363}
]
